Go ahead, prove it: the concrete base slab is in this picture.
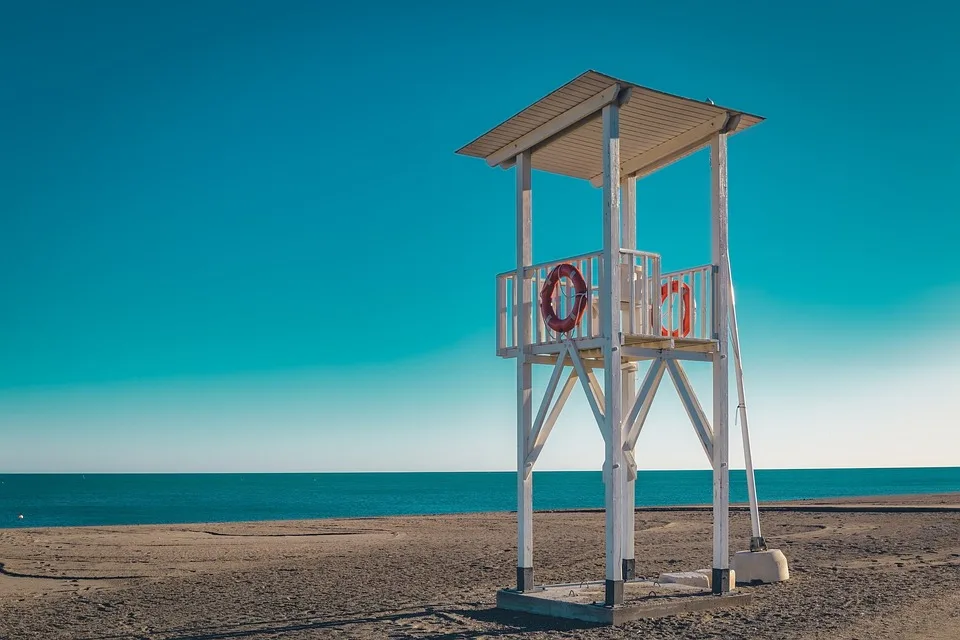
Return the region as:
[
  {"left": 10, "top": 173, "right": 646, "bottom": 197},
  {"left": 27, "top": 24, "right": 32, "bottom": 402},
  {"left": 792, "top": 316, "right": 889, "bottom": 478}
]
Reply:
[
  {"left": 496, "top": 580, "right": 753, "bottom": 625},
  {"left": 732, "top": 549, "right": 790, "bottom": 584}
]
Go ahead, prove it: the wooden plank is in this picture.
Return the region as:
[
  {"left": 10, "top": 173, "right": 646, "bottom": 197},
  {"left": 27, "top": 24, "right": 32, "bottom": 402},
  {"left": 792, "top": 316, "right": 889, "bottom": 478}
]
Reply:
[
  {"left": 601, "top": 101, "right": 625, "bottom": 601},
  {"left": 620, "top": 175, "right": 637, "bottom": 575},
  {"left": 496, "top": 275, "right": 507, "bottom": 353},
  {"left": 568, "top": 345, "right": 606, "bottom": 440},
  {"left": 588, "top": 114, "right": 728, "bottom": 187},
  {"left": 621, "top": 346, "right": 714, "bottom": 363},
  {"left": 532, "top": 337, "right": 607, "bottom": 353},
  {"left": 585, "top": 369, "right": 607, "bottom": 415},
  {"left": 665, "top": 359, "right": 715, "bottom": 462},
  {"left": 673, "top": 340, "right": 720, "bottom": 353},
  {"left": 524, "top": 369, "right": 578, "bottom": 471},
  {"left": 728, "top": 254, "right": 763, "bottom": 541},
  {"left": 710, "top": 132, "right": 731, "bottom": 587},
  {"left": 621, "top": 360, "right": 637, "bottom": 574},
  {"left": 626, "top": 336, "right": 676, "bottom": 349},
  {"left": 528, "top": 346, "right": 569, "bottom": 456},
  {"left": 623, "top": 358, "right": 667, "bottom": 453},
  {"left": 455, "top": 70, "right": 764, "bottom": 160},
  {"left": 525, "top": 354, "right": 602, "bottom": 367},
  {"left": 516, "top": 150, "right": 534, "bottom": 584},
  {"left": 486, "top": 84, "right": 623, "bottom": 168},
  {"left": 622, "top": 175, "right": 637, "bottom": 251}
]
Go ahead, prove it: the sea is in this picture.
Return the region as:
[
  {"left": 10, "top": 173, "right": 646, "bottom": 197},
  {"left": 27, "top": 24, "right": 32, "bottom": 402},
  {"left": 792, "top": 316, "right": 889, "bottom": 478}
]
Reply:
[{"left": 2, "top": 467, "right": 958, "bottom": 529}]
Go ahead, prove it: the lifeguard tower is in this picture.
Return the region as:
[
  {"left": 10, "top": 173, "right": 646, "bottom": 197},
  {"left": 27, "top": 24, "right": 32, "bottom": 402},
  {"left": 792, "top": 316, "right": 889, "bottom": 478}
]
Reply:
[{"left": 456, "top": 71, "right": 788, "bottom": 624}]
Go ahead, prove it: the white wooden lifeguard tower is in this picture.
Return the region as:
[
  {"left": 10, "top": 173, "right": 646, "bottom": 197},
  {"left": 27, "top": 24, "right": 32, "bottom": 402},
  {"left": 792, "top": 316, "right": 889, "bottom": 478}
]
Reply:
[{"left": 456, "top": 70, "right": 788, "bottom": 621}]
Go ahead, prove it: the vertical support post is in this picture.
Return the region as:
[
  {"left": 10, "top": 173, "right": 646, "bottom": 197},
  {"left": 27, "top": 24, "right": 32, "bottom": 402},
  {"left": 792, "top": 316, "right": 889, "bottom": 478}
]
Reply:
[
  {"left": 710, "top": 133, "right": 731, "bottom": 594},
  {"left": 620, "top": 175, "right": 637, "bottom": 581},
  {"left": 601, "top": 102, "right": 624, "bottom": 606},
  {"left": 516, "top": 150, "right": 534, "bottom": 592},
  {"left": 621, "top": 362, "right": 637, "bottom": 580},
  {"left": 728, "top": 255, "right": 765, "bottom": 550}
]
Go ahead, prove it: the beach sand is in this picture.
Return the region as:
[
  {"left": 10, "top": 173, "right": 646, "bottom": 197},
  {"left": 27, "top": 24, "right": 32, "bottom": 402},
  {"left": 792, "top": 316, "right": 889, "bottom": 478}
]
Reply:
[{"left": 1, "top": 493, "right": 959, "bottom": 639}]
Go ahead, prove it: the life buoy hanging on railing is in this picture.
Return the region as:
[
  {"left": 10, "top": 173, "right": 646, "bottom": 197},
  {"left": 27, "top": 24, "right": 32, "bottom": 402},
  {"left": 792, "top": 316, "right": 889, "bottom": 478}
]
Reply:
[
  {"left": 660, "top": 280, "right": 693, "bottom": 337},
  {"left": 539, "top": 263, "right": 589, "bottom": 334}
]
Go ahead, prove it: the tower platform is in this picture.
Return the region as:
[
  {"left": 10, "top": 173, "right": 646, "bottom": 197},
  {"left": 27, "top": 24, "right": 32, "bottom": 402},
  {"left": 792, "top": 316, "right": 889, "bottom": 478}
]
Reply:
[
  {"left": 516, "top": 335, "right": 718, "bottom": 367},
  {"left": 497, "top": 249, "right": 717, "bottom": 361}
]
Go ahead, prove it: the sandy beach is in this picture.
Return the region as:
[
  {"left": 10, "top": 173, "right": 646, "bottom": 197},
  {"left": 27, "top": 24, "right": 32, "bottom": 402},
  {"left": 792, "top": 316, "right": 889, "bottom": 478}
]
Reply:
[{"left": 1, "top": 493, "right": 959, "bottom": 639}]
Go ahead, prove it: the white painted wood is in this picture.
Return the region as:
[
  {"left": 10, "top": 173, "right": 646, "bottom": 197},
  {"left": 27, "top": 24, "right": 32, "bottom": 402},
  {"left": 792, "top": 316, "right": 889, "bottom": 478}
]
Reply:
[
  {"left": 585, "top": 369, "right": 606, "bottom": 415},
  {"left": 568, "top": 344, "right": 606, "bottom": 439},
  {"left": 660, "top": 264, "right": 714, "bottom": 340},
  {"left": 620, "top": 346, "right": 714, "bottom": 363},
  {"left": 516, "top": 150, "right": 534, "bottom": 572},
  {"left": 710, "top": 134, "right": 731, "bottom": 573},
  {"left": 485, "top": 84, "right": 622, "bottom": 168},
  {"left": 524, "top": 369, "right": 578, "bottom": 470},
  {"left": 621, "top": 361, "right": 637, "bottom": 566},
  {"left": 511, "top": 275, "right": 518, "bottom": 352},
  {"left": 496, "top": 276, "right": 507, "bottom": 354},
  {"left": 585, "top": 257, "right": 595, "bottom": 338},
  {"left": 459, "top": 71, "right": 764, "bottom": 185},
  {"left": 728, "top": 254, "right": 763, "bottom": 540},
  {"left": 601, "top": 102, "right": 625, "bottom": 593},
  {"left": 588, "top": 113, "right": 728, "bottom": 187},
  {"left": 505, "top": 341, "right": 698, "bottom": 361},
  {"left": 522, "top": 354, "right": 601, "bottom": 367},
  {"left": 528, "top": 346, "right": 569, "bottom": 456},
  {"left": 621, "top": 176, "right": 636, "bottom": 253},
  {"left": 522, "top": 250, "right": 603, "bottom": 277},
  {"left": 620, "top": 175, "right": 637, "bottom": 569},
  {"left": 665, "top": 358, "right": 715, "bottom": 463},
  {"left": 519, "top": 337, "right": 607, "bottom": 357},
  {"left": 622, "top": 358, "right": 667, "bottom": 454},
  {"left": 534, "top": 267, "right": 543, "bottom": 344},
  {"left": 622, "top": 449, "right": 638, "bottom": 483}
]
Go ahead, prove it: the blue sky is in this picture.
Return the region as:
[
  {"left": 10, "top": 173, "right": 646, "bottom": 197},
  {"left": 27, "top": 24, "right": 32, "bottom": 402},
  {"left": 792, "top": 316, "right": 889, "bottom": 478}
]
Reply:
[{"left": 1, "top": 1, "right": 958, "bottom": 472}]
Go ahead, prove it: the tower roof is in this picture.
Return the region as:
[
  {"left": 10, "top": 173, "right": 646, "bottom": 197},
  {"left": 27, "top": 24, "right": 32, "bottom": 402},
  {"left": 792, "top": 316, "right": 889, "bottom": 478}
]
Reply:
[{"left": 456, "top": 70, "right": 763, "bottom": 185}]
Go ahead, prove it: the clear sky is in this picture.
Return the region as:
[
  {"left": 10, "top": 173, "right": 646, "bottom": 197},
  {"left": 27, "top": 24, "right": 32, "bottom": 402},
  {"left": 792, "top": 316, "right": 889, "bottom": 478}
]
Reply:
[{"left": 2, "top": 1, "right": 958, "bottom": 472}]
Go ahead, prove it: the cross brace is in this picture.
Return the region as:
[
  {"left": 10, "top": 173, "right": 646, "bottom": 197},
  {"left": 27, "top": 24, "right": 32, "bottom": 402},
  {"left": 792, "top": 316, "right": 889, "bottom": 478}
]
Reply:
[{"left": 522, "top": 353, "right": 718, "bottom": 483}]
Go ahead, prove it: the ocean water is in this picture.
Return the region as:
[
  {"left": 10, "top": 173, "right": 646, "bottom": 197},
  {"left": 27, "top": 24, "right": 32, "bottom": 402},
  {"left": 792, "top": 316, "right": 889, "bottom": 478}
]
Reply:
[{"left": 1, "top": 468, "right": 958, "bottom": 529}]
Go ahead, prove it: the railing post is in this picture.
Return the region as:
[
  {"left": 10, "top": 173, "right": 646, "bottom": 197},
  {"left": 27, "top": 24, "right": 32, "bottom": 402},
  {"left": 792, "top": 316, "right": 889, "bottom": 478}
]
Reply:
[{"left": 496, "top": 276, "right": 506, "bottom": 354}]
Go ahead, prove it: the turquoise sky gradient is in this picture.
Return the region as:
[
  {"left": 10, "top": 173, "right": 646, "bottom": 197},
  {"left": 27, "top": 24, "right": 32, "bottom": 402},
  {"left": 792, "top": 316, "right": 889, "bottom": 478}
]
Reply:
[{"left": 2, "top": 1, "right": 958, "bottom": 472}]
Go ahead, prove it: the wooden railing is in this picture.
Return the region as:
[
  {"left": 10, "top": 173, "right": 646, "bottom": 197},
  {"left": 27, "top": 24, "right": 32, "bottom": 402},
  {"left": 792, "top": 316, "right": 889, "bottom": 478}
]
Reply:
[
  {"left": 496, "top": 251, "right": 714, "bottom": 356},
  {"left": 496, "top": 251, "right": 603, "bottom": 356},
  {"left": 659, "top": 264, "right": 714, "bottom": 340}
]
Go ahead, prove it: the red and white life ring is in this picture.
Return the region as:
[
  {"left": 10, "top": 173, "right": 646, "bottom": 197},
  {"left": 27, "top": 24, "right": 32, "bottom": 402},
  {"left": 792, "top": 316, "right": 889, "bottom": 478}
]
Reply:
[
  {"left": 539, "top": 263, "right": 589, "bottom": 334},
  {"left": 660, "top": 280, "right": 693, "bottom": 337}
]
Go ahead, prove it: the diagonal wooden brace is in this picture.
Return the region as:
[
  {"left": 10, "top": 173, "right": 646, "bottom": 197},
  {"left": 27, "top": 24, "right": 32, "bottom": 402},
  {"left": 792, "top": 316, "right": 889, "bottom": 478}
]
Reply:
[
  {"left": 621, "top": 358, "right": 667, "bottom": 481},
  {"left": 523, "top": 369, "right": 578, "bottom": 475},
  {"left": 568, "top": 345, "right": 607, "bottom": 443},
  {"left": 665, "top": 359, "right": 714, "bottom": 463},
  {"left": 527, "top": 345, "right": 568, "bottom": 454},
  {"left": 585, "top": 369, "right": 606, "bottom": 415}
]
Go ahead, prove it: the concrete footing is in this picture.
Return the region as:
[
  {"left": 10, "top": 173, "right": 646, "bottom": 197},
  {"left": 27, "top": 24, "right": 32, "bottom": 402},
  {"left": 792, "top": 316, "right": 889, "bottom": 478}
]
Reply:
[
  {"left": 658, "top": 569, "right": 737, "bottom": 592},
  {"left": 496, "top": 579, "right": 752, "bottom": 625},
  {"left": 732, "top": 549, "right": 790, "bottom": 584},
  {"left": 658, "top": 571, "right": 711, "bottom": 589}
]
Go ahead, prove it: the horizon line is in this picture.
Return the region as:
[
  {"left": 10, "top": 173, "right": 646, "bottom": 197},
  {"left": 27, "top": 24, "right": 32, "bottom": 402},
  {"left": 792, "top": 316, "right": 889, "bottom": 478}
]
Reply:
[{"left": 3, "top": 464, "right": 958, "bottom": 475}]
